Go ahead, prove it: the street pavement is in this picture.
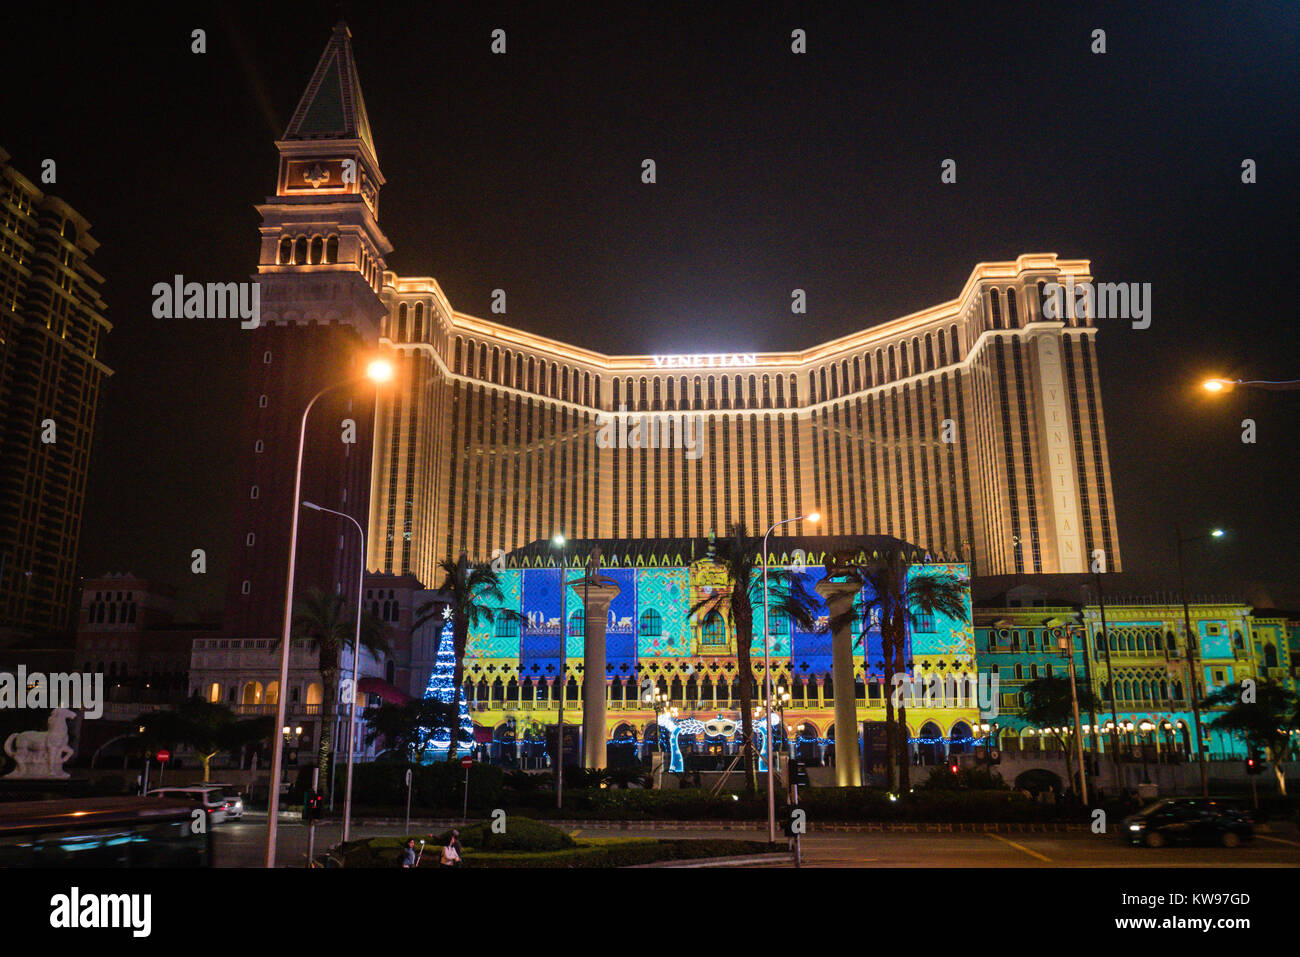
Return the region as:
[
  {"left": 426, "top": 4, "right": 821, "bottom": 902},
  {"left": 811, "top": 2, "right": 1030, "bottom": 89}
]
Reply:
[{"left": 214, "top": 814, "right": 1300, "bottom": 868}]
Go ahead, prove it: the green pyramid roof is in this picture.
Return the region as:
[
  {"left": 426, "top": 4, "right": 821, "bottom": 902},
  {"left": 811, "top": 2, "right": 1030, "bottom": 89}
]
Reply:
[{"left": 283, "top": 21, "right": 377, "bottom": 161}]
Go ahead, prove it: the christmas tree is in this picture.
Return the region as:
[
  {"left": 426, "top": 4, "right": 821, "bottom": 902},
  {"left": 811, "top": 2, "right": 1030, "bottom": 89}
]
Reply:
[{"left": 418, "top": 621, "right": 475, "bottom": 762}]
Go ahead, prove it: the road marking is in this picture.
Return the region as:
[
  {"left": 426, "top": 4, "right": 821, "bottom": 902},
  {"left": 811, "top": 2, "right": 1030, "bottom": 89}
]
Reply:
[
  {"left": 1256, "top": 834, "right": 1300, "bottom": 848},
  {"left": 986, "top": 832, "right": 1051, "bottom": 862}
]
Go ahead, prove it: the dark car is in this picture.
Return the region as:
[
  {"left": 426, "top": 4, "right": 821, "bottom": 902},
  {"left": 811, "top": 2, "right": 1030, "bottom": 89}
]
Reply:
[{"left": 1123, "top": 797, "right": 1254, "bottom": 848}]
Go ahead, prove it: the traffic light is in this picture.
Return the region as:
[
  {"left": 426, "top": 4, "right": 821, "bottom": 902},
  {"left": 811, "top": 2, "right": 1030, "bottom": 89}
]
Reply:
[
  {"left": 792, "top": 760, "right": 811, "bottom": 787},
  {"left": 1245, "top": 754, "right": 1265, "bottom": 775},
  {"left": 303, "top": 790, "right": 325, "bottom": 821}
]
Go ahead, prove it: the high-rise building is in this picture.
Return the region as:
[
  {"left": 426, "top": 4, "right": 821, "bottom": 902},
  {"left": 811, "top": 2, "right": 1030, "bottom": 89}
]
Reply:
[
  {"left": 373, "top": 256, "right": 1123, "bottom": 581},
  {"left": 0, "top": 147, "right": 112, "bottom": 633}
]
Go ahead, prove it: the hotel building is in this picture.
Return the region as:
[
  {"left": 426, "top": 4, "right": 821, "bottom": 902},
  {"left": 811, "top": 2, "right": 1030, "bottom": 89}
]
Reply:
[
  {"left": 219, "top": 23, "right": 1125, "bottom": 770},
  {"left": 0, "top": 147, "right": 112, "bottom": 633}
]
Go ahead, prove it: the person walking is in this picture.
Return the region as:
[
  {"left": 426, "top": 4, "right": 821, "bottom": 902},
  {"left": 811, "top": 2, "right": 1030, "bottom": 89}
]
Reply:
[{"left": 440, "top": 829, "right": 463, "bottom": 868}]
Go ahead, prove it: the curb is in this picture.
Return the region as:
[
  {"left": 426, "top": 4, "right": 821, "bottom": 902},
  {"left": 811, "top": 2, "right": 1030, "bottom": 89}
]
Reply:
[
  {"left": 334, "top": 817, "right": 1089, "bottom": 834},
  {"left": 627, "top": 852, "right": 793, "bottom": 868}
]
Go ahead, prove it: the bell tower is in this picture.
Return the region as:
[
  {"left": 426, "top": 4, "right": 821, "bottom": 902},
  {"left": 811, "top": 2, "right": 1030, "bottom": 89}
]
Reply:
[{"left": 223, "top": 22, "right": 393, "bottom": 653}]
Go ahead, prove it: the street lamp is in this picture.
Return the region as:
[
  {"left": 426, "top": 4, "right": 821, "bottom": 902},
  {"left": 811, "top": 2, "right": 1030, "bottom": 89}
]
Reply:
[
  {"left": 550, "top": 532, "right": 566, "bottom": 809},
  {"left": 264, "top": 356, "right": 394, "bottom": 869},
  {"left": 1175, "top": 525, "right": 1227, "bottom": 797},
  {"left": 1056, "top": 629, "right": 1089, "bottom": 803},
  {"left": 302, "top": 501, "right": 367, "bottom": 845},
  {"left": 760, "top": 509, "right": 819, "bottom": 844},
  {"left": 1203, "top": 377, "right": 1300, "bottom": 393}
]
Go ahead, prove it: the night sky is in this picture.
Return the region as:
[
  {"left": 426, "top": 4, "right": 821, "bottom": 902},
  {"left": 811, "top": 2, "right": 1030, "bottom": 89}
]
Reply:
[{"left": 2, "top": 1, "right": 1297, "bottom": 617}]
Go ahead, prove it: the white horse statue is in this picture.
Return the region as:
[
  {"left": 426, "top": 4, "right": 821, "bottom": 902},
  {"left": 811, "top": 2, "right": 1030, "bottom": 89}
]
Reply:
[{"left": 3, "top": 709, "right": 77, "bottom": 779}]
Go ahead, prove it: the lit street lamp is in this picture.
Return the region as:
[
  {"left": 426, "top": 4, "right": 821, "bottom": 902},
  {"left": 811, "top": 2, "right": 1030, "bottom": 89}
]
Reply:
[
  {"left": 1175, "top": 525, "right": 1227, "bottom": 797},
  {"left": 1203, "top": 377, "right": 1300, "bottom": 393},
  {"left": 264, "top": 356, "right": 394, "bottom": 869},
  {"left": 760, "top": 509, "right": 819, "bottom": 844},
  {"left": 301, "top": 501, "right": 367, "bottom": 845},
  {"left": 548, "top": 532, "right": 572, "bottom": 809}
]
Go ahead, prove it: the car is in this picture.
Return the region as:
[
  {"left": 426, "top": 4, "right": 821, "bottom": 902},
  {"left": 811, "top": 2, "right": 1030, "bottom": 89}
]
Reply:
[
  {"left": 146, "top": 786, "right": 232, "bottom": 825},
  {"left": 1123, "top": 797, "right": 1254, "bottom": 848},
  {"left": 205, "top": 784, "right": 245, "bottom": 820}
]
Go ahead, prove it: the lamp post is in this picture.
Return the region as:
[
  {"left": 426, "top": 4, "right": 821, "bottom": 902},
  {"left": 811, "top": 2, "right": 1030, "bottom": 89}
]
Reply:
[
  {"left": 302, "top": 501, "right": 367, "bottom": 845},
  {"left": 1057, "top": 629, "right": 1089, "bottom": 803},
  {"left": 551, "top": 532, "right": 566, "bottom": 809},
  {"left": 1086, "top": 577, "right": 1122, "bottom": 793},
  {"left": 760, "top": 510, "right": 819, "bottom": 844},
  {"left": 1175, "top": 525, "right": 1225, "bottom": 797},
  {"left": 264, "top": 357, "right": 393, "bottom": 869},
  {"left": 1203, "top": 377, "right": 1300, "bottom": 392}
]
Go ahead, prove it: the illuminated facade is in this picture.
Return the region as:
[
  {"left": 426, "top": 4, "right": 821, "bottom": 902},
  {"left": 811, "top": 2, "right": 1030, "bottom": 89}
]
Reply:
[
  {"left": 0, "top": 147, "right": 112, "bottom": 633},
  {"left": 974, "top": 587, "right": 1300, "bottom": 765},
  {"left": 398, "top": 537, "right": 979, "bottom": 769},
  {"left": 374, "top": 253, "right": 1123, "bottom": 582}
]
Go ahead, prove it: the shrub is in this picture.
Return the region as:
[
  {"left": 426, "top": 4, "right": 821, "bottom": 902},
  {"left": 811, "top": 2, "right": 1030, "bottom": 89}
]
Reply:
[
  {"left": 917, "top": 766, "right": 1008, "bottom": 791},
  {"left": 435, "top": 816, "right": 577, "bottom": 852},
  {"left": 348, "top": 760, "right": 503, "bottom": 810}
]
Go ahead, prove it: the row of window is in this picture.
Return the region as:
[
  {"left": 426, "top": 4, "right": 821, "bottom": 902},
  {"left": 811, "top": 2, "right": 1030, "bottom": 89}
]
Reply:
[
  {"left": 274, "top": 232, "right": 383, "bottom": 292},
  {"left": 276, "top": 233, "right": 339, "bottom": 266}
]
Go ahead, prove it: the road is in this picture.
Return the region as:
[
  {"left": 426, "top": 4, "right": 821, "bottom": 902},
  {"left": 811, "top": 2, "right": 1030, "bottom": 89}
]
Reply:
[{"left": 214, "top": 815, "right": 1300, "bottom": 868}]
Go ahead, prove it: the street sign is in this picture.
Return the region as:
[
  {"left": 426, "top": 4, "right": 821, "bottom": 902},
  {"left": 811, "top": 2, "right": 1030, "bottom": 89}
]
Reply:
[
  {"left": 155, "top": 749, "right": 171, "bottom": 764},
  {"left": 460, "top": 756, "right": 473, "bottom": 769}
]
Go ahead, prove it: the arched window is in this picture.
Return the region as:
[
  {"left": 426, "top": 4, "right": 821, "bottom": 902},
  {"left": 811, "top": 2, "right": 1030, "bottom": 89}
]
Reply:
[
  {"left": 568, "top": 610, "right": 584, "bottom": 637},
  {"left": 413, "top": 302, "right": 425, "bottom": 341},
  {"left": 294, "top": 236, "right": 308, "bottom": 265},
  {"left": 310, "top": 236, "right": 323, "bottom": 264},
  {"left": 1006, "top": 287, "right": 1019, "bottom": 327},
  {"left": 325, "top": 235, "right": 338, "bottom": 263},
  {"left": 639, "top": 609, "right": 662, "bottom": 638},
  {"left": 701, "top": 613, "right": 726, "bottom": 646},
  {"left": 278, "top": 237, "right": 292, "bottom": 265}
]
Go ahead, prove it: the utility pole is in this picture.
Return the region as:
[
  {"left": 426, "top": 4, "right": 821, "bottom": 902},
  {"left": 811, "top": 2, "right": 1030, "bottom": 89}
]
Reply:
[
  {"left": 1060, "top": 628, "right": 1088, "bottom": 803},
  {"left": 1093, "top": 575, "right": 1122, "bottom": 793},
  {"left": 1175, "top": 526, "right": 1211, "bottom": 797}
]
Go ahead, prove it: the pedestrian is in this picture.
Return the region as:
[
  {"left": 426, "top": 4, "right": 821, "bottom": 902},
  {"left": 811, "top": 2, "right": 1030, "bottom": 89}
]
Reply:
[
  {"left": 400, "top": 838, "right": 418, "bottom": 868},
  {"left": 440, "top": 829, "right": 463, "bottom": 868}
]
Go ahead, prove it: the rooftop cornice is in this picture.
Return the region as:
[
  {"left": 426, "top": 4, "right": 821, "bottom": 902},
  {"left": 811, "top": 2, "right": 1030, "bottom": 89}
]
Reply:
[{"left": 394, "top": 254, "right": 1092, "bottom": 371}]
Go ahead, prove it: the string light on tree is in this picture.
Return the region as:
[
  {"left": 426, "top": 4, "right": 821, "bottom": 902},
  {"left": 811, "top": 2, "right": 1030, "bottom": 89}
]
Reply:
[{"left": 418, "top": 621, "right": 474, "bottom": 761}]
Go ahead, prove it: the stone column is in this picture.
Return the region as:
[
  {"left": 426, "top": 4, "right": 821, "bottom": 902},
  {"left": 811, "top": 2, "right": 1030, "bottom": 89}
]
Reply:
[
  {"left": 570, "top": 577, "right": 621, "bottom": 769},
  {"left": 818, "top": 577, "right": 863, "bottom": 787}
]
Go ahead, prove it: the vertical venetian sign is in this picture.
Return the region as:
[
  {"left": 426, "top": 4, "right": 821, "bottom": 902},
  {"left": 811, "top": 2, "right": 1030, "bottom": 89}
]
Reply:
[{"left": 1033, "top": 332, "right": 1084, "bottom": 572}]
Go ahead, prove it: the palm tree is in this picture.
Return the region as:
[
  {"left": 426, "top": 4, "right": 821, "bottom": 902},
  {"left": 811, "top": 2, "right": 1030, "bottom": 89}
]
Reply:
[
  {"left": 832, "top": 550, "right": 968, "bottom": 791},
  {"left": 1202, "top": 681, "right": 1300, "bottom": 796},
  {"left": 288, "top": 587, "right": 389, "bottom": 797},
  {"left": 691, "top": 524, "right": 821, "bottom": 794},
  {"left": 413, "top": 552, "right": 521, "bottom": 761},
  {"left": 1021, "top": 675, "right": 1099, "bottom": 798}
]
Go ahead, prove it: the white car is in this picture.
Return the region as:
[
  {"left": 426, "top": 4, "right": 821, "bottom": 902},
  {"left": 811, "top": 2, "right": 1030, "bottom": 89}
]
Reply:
[
  {"left": 204, "top": 784, "right": 245, "bottom": 820},
  {"left": 147, "top": 786, "right": 231, "bottom": 824}
]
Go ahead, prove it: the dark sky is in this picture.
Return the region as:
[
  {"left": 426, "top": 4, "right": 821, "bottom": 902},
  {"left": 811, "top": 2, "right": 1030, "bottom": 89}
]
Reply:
[{"left": 2, "top": 1, "right": 1297, "bottom": 617}]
